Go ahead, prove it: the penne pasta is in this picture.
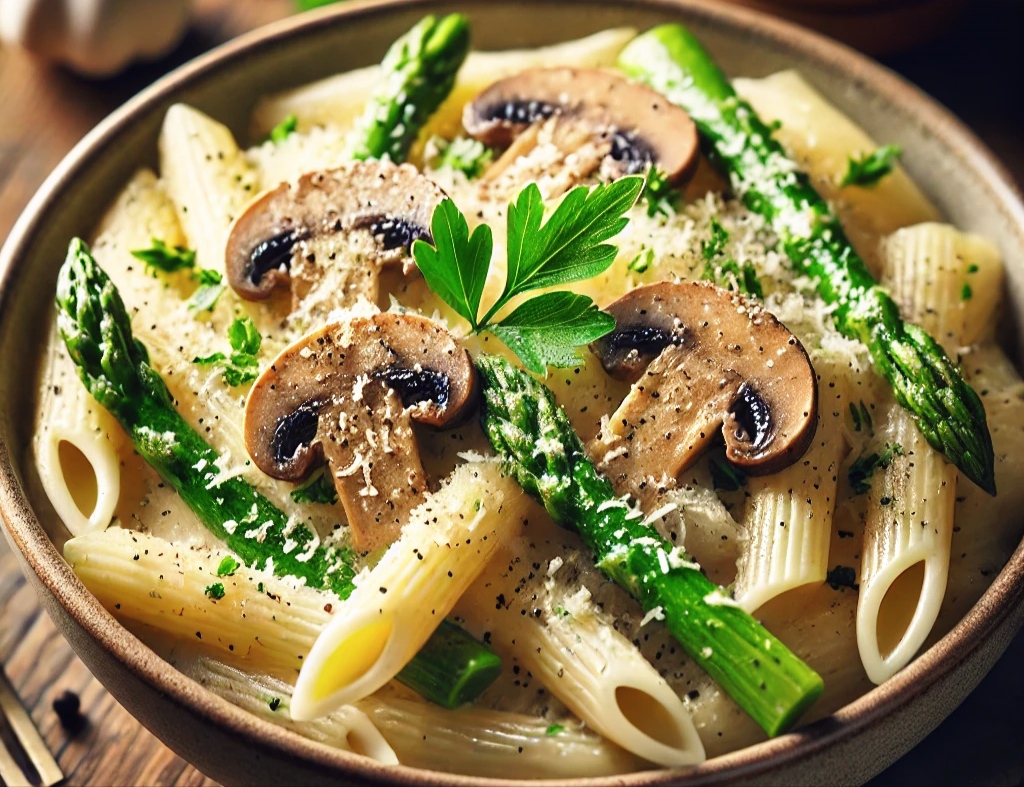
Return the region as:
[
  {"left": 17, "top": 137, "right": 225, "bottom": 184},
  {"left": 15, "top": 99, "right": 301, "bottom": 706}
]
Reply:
[
  {"left": 289, "top": 463, "right": 530, "bottom": 720},
  {"left": 857, "top": 223, "right": 1004, "bottom": 683},
  {"left": 34, "top": 328, "right": 123, "bottom": 537},
  {"left": 456, "top": 525, "right": 705, "bottom": 767},
  {"left": 735, "top": 354, "right": 854, "bottom": 612}
]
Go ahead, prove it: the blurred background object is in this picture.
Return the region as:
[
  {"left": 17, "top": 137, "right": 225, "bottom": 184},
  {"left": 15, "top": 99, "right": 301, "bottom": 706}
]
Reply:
[
  {"left": 0, "top": 0, "right": 191, "bottom": 77},
  {"left": 725, "top": 0, "right": 967, "bottom": 55}
]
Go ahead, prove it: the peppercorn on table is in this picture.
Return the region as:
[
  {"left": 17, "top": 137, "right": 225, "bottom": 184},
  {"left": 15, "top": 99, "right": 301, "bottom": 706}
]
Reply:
[{"left": 0, "top": 0, "right": 1022, "bottom": 784}]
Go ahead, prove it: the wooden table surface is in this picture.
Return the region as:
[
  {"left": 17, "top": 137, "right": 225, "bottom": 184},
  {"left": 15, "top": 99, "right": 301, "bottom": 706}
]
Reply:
[{"left": 0, "top": 1, "right": 1022, "bottom": 785}]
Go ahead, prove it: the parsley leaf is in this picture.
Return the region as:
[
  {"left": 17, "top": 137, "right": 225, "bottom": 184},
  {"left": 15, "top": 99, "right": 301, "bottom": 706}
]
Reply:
[
  {"left": 628, "top": 248, "right": 654, "bottom": 274},
  {"left": 205, "top": 583, "right": 226, "bottom": 600},
  {"left": 413, "top": 199, "right": 492, "bottom": 327},
  {"left": 131, "top": 238, "right": 195, "bottom": 274},
  {"left": 490, "top": 292, "right": 615, "bottom": 375},
  {"left": 436, "top": 136, "right": 493, "bottom": 179},
  {"left": 700, "top": 220, "right": 763, "bottom": 299},
  {"left": 291, "top": 469, "right": 339, "bottom": 505},
  {"left": 545, "top": 724, "right": 565, "bottom": 736},
  {"left": 848, "top": 442, "right": 904, "bottom": 494},
  {"left": 188, "top": 269, "right": 225, "bottom": 312},
  {"left": 195, "top": 317, "right": 262, "bottom": 386},
  {"left": 269, "top": 114, "right": 298, "bottom": 145},
  {"left": 216, "top": 556, "right": 239, "bottom": 577},
  {"left": 840, "top": 144, "right": 901, "bottom": 188},
  {"left": 413, "top": 178, "right": 642, "bottom": 372},
  {"left": 849, "top": 401, "right": 873, "bottom": 433},
  {"left": 490, "top": 177, "right": 643, "bottom": 321}
]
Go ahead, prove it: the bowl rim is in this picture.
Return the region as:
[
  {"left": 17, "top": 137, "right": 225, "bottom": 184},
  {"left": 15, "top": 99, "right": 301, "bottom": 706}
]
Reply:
[{"left": 2, "top": 0, "right": 1024, "bottom": 784}]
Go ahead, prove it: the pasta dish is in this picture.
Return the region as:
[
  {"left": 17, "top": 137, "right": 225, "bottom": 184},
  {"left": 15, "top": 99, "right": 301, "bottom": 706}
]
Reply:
[{"left": 31, "top": 15, "right": 1024, "bottom": 778}]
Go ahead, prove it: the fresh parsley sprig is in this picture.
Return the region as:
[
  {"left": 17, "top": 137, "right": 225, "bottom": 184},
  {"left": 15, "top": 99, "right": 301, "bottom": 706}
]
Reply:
[
  {"left": 840, "top": 144, "right": 902, "bottom": 188},
  {"left": 413, "top": 177, "right": 643, "bottom": 374}
]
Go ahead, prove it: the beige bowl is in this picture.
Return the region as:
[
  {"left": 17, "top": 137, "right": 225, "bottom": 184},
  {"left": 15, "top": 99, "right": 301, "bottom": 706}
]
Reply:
[{"left": 2, "top": 1, "right": 1023, "bottom": 785}]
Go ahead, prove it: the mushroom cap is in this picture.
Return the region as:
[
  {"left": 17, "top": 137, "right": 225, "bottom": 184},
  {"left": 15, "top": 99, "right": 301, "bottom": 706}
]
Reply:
[
  {"left": 591, "top": 281, "right": 818, "bottom": 483},
  {"left": 244, "top": 313, "right": 478, "bottom": 553},
  {"left": 463, "top": 67, "right": 700, "bottom": 184},
  {"left": 225, "top": 161, "right": 448, "bottom": 301},
  {"left": 245, "top": 313, "right": 477, "bottom": 481}
]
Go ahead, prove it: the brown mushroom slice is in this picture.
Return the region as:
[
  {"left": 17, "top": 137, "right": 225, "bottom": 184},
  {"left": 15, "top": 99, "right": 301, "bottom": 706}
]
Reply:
[
  {"left": 225, "top": 161, "right": 447, "bottom": 305},
  {"left": 463, "top": 67, "right": 700, "bottom": 195},
  {"left": 589, "top": 281, "right": 817, "bottom": 497},
  {"left": 244, "top": 313, "right": 477, "bottom": 552}
]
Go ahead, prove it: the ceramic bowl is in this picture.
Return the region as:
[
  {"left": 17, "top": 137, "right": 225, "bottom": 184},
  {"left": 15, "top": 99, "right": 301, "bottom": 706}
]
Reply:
[{"left": 2, "top": 1, "right": 1023, "bottom": 785}]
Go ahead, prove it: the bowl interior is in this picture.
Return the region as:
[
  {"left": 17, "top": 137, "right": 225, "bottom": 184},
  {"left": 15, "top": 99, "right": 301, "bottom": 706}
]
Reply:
[{"left": 2, "top": 1, "right": 1024, "bottom": 784}]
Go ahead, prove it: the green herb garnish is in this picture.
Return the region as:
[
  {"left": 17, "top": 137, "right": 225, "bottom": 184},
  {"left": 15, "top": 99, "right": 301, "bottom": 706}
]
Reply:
[
  {"left": 545, "top": 724, "right": 565, "bottom": 736},
  {"left": 700, "top": 219, "right": 763, "bottom": 299},
  {"left": 188, "top": 268, "right": 225, "bottom": 313},
  {"left": 205, "top": 583, "right": 226, "bottom": 600},
  {"left": 269, "top": 114, "right": 298, "bottom": 145},
  {"left": 413, "top": 177, "right": 642, "bottom": 374},
  {"left": 961, "top": 283, "right": 973, "bottom": 301},
  {"left": 194, "top": 317, "right": 262, "bottom": 386},
  {"left": 849, "top": 401, "right": 873, "bottom": 433},
  {"left": 628, "top": 248, "right": 654, "bottom": 274},
  {"left": 641, "top": 166, "right": 678, "bottom": 218},
  {"left": 290, "top": 469, "right": 339, "bottom": 505},
  {"left": 840, "top": 144, "right": 902, "bottom": 188},
  {"left": 848, "top": 442, "right": 904, "bottom": 494},
  {"left": 216, "top": 556, "right": 240, "bottom": 577},
  {"left": 131, "top": 238, "right": 196, "bottom": 274}
]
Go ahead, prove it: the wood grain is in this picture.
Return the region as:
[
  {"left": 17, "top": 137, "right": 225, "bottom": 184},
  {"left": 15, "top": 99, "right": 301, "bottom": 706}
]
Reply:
[{"left": 0, "top": 1, "right": 1021, "bottom": 785}]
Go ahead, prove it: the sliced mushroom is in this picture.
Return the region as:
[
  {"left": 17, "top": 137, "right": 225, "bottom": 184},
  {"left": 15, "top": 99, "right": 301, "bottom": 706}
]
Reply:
[
  {"left": 225, "top": 161, "right": 447, "bottom": 310},
  {"left": 463, "top": 67, "right": 699, "bottom": 198},
  {"left": 244, "top": 313, "right": 478, "bottom": 552},
  {"left": 589, "top": 281, "right": 817, "bottom": 498}
]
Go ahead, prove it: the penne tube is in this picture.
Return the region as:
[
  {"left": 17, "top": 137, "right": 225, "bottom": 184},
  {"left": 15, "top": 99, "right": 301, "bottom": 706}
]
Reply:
[
  {"left": 34, "top": 330, "right": 123, "bottom": 537},
  {"left": 159, "top": 103, "right": 258, "bottom": 273},
  {"left": 857, "top": 223, "right": 1004, "bottom": 683},
  {"left": 184, "top": 657, "right": 397, "bottom": 764},
  {"left": 456, "top": 528, "right": 705, "bottom": 768},
  {"left": 735, "top": 354, "right": 853, "bottom": 612},
  {"left": 65, "top": 527, "right": 335, "bottom": 680},
  {"left": 289, "top": 463, "right": 530, "bottom": 720}
]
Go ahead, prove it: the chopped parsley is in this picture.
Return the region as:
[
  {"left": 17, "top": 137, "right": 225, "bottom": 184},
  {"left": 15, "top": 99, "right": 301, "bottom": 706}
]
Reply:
[
  {"left": 849, "top": 401, "right": 873, "bottom": 433},
  {"left": 628, "top": 248, "right": 654, "bottom": 274},
  {"left": 290, "top": 469, "right": 339, "bottom": 505},
  {"left": 840, "top": 144, "right": 901, "bottom": 188},
  {"left": 194, "top": 317, "right": 262, "bottom": 386},
  {"left": 216, "top": 556, "right": 240, "bottom": 577},
  {"left": 961, "top": 282, "right": 973, "bottom": 301},
  {"left": 641, "top": 166, "right": 679, "bottom": 218},
  {"left": 700, "top": 220, "right": 763, "bottom": 299},
  {"left": 848, "top": 442, "right": 904, "bottom": 494},
  {"left": 268, "top": 114, "right": 298, "bottom": 145},
  {"left": 204, "top": 583, "right": 226, "bottom": 600},
  {"left": 188, "top": 268, "right": 225, "bottom": 313},
  {"left": 131, "top": 238, "right": 196, "bottom": 274},
  {"left": 545, "top": 724, "right": 565, "bottom": 736}
]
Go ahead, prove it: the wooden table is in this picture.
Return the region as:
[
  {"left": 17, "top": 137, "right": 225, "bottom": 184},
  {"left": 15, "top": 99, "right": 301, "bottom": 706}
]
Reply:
[{"left": 0, "top": 1, "right": 1021, "bottom": 784}]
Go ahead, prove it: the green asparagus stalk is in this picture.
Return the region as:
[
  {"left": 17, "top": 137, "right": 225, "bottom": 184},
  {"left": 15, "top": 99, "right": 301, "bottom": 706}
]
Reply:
[
  {"left": 56, "top": 238, "right": 499, "bottom": 708},
  {"left": 618, "top": 25, "right": 996, "bottom": 495},
  {"left": 477, "top": 355, "right": 823, "bottom": 737},
  {"left": 348, "top": 13, "right": 470, "bottom": 163}
]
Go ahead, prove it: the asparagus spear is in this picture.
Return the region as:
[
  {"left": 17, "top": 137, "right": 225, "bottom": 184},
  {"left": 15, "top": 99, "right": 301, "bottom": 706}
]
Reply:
[
  {"left": 56, "top": 238, "right": 499, "bottom": 708},
  {"left": 618, "top": 25, "right": 996, "bottom": 495},
  {"left": 348, "top": 13, "right": 471, "bottom": 162},
  {"left": 477, "top": 355, "right": 823, "bottom": 737}
]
